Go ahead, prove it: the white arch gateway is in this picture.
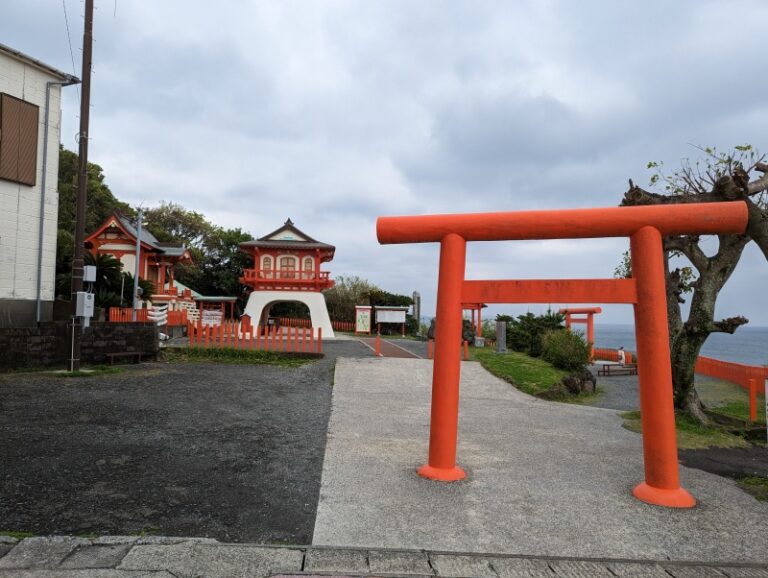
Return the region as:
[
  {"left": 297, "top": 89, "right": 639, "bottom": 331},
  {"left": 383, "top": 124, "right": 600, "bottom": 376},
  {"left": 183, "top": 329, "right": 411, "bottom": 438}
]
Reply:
[{"left": 242, "top": 291, "right": 334, "bottom": 339}]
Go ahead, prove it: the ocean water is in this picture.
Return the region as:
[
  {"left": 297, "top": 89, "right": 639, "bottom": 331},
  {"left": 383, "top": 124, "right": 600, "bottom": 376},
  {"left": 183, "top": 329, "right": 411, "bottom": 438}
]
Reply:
[{"left": 593, "top": 324, "right": 768, "bottom": 367}]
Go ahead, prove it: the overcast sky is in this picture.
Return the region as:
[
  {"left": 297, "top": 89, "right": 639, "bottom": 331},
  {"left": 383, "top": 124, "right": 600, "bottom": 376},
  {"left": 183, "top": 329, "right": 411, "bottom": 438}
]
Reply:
[{"left": 3, "top": 1, "right": 767, "bottom": 326}]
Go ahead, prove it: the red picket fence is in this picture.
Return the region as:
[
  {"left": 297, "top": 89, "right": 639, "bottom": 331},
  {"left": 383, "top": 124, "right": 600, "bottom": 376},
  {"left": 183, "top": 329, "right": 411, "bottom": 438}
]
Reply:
[
  {"left": 593, "top": 348, "right": 634, "bottom": 364},
  {"left": 274, "top": 317, "right": 356, "bottom": 333},
  {"left": 166, "top": 310, "right": 188, "bottom": 327},
  {"left": 108, "top": 307, "right": 149, "bottom": 322},
  {"left": 187, "top": 320, "right": 322, "bottom": 354},
  {"left": 332, "top": 320, "right": 355, "bottom": 332},
  {"left": 695, "top": 356, "right": 768, "bottom": 395},
  {"left": 277, "top": 317, "right": 312, "bottom": 328}
]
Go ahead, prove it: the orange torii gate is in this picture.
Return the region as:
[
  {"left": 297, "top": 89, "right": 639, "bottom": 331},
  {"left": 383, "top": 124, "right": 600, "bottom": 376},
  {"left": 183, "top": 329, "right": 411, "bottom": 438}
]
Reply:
[
  {"left": 559, "top": 306, "right": 601, "bottom": 354},
  {"left": 377, "top": 201, "right": 748, "bottom": 509},
  {"left": 462, "top": 302, "right": 485, "bottom": 337}
]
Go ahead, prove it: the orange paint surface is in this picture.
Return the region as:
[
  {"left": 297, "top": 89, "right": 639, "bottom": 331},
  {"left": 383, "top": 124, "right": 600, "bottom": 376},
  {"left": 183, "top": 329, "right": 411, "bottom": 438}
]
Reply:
[{"left": 377, "top": 202, "right": 747, "bottom": 243}]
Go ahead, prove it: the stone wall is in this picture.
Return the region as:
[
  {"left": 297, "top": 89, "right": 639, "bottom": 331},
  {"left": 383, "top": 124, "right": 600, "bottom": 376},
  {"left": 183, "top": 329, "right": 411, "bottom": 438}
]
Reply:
[{"left": 0, "top": 322, "right": 159, "bottom": 371}]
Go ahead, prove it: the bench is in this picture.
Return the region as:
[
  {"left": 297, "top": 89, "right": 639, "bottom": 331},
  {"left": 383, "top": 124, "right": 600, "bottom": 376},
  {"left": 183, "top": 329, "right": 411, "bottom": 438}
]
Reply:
[
  {"left": 106, "top": 351, "right": 144, "bottom": 365},
  {"left": 598, "top": 363, "right": 638, "bottom": 376}
]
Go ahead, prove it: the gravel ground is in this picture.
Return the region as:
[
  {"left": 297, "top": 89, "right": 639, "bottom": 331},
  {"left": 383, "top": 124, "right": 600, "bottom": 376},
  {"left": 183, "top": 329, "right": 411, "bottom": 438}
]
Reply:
[{"left": 0, "top": 340, "right": 371, "bottom": 543}]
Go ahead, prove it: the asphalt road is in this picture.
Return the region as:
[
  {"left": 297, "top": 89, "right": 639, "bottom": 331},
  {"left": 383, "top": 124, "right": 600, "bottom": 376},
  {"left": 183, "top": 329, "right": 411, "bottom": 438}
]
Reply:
[{"left": 0, "top": 340, "right": 371, "bottom": 543}]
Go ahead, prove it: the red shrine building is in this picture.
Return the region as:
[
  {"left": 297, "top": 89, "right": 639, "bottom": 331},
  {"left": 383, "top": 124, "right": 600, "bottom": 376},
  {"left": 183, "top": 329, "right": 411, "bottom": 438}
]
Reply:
[
  {"left": 239, "top": 219, "right": 336, "bottom": 337},
  {"left": 85, "top": 212, "right": 194, "bottom": 304}
]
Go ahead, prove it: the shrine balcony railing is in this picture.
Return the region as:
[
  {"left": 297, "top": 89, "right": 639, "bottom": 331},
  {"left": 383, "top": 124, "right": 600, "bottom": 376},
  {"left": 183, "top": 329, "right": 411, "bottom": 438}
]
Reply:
[{"left": 240, "top": 269, "right": 334, "bottom": 291}]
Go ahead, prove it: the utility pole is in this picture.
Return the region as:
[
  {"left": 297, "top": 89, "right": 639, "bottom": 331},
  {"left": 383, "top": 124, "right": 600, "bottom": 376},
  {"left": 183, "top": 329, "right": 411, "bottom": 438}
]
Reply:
[
  {"left": 68, "top": 0, "right": 94, "bottom": 371},
  {"left": 132, "top": 208, "right": 143, "bottom": 321}
]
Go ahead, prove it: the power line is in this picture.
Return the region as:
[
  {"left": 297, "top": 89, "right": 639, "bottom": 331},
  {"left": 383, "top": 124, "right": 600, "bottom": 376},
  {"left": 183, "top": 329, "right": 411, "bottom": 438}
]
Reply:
[{"left": 61, "top": 0, "right": 81, "bottom": 101}]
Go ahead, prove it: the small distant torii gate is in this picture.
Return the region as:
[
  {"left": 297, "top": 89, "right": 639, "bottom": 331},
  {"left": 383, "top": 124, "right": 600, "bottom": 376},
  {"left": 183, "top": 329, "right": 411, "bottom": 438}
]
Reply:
[
  {"left": 377, "top": 201, "right": 747, "bottom": 509},
  {"left": 559, "top": 306, "right": 601, "bottom": 356}
]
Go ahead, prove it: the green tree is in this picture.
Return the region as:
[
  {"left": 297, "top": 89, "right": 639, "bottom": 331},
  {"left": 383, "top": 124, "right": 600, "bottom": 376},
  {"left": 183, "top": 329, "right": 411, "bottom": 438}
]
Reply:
[
  {"left": 57, "top": 147, "right": 134, "bottom": 237},
  {"left": 620, "top": 145, "right": 768, "bottom": 423},
  {"left": 143, "top": 202, "right": 212, "bottom": 250},
  {"left": 198, "top": 226, "right": 254, "bottom": 312},
  {"left": 56, "top": 147, "right": 134, "bottom": 298},
  {"left": 323, "top": 276, "right": 380, "bottom": 323},
  {"left": 500, "top": 310, "right": 564, "bottom": 357}
]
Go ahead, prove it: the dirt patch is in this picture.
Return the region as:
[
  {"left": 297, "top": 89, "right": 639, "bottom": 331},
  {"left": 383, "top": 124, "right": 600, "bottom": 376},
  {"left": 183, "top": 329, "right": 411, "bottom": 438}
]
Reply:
[
  {"left": 679, "top": 446, "right": 768, "bottom": 479},
  {"left": 0, "top": 341, "right": 372, "bottom": 543}
]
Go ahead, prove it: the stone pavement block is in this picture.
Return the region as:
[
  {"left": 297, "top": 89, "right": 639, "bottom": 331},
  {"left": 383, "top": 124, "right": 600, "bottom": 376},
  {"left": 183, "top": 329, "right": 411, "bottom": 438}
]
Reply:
[
  {"left": 117, "top": 540, "right": 196, "bottom": 574},
  {"left": 0, "top": 537, "right": 90, "bottom": 569},
  {"left": 549, "top": 560, "right": 613, "bottom": 577},
  {"left": 0, "top": 545, "right": 13, "bottom": 560},
  {"left": 606, "top": 562, "right": 672, "bottom": 577},
  {"left": 431, "top": 554, "right": 496, "bottom": 578},
  {"left": 305, "top": 548, "right": 369, "bottom": 573},
  {"left": 135, "top": 535, "right": 218, "bottom": 545},
  {"left": 0, "top": 571, "right": 176, "bottom": 577},
  {"left": 59, "top": 544, "right": 133, "bottom": 569},
  {"left": 717, "top": 568, "right": 768, "bottom": 578},
  {"left": 92, "top": 536, "right": 139, "bottom": 546},
  {"left": 190, "top": 544, "right": 304, "bottom": 577},
  {"left": 665, "top": 567, "right": 726, "bottom": 578},
  {"left": 368, "top": 550, "right": 432, "bottom": 575},
  {"left": 489, "top": 557, "right": 554, "bottom": 577}
]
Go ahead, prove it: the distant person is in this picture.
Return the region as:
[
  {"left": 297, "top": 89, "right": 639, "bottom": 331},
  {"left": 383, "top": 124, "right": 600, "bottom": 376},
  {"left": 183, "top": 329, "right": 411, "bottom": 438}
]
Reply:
[{"left": 618, "top": 346, "right": 626, "bottom": 365}]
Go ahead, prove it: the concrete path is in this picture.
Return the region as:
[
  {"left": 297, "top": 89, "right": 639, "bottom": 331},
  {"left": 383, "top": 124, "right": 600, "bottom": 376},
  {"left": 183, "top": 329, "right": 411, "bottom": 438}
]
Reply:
[
  {"left": 2, "top": 536, "right": 767, "bottom": 577},
  {"left": 357, "top": 336, "right": 422, "bottom": 358},
  {"left": 313, "top": 357, "right": 768, "bottom": 563}
]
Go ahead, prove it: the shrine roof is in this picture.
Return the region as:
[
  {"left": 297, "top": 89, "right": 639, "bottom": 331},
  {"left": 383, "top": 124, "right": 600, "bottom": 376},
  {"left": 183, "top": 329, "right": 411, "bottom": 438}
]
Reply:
[
  {"left": 239, "top": 218, "right": 335, "bottom": 252},
  {"left": 88, "top": 213, "right": 190, "bottom": 259}
]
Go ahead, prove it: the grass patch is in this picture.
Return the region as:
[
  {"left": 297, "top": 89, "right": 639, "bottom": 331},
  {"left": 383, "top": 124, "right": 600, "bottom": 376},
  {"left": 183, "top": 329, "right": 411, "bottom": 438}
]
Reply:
[
  {"left": 697, "top": 378, "right": 766, "bottom": 425},
  {"left": 0, "top": 531, "right": 34, "bottom": 539},
  {"left": 161, "top": 347, "right": 319, "bottom": 367},
  {"left": 472, "top": 348, "right": 568, "bottom": 396},
  {"left": 46, "top": 365, "right": 124, "bottom": 378},
  {"left": 737, "top": 476, "right": 768, "bottom": 502},
  {"left": 130, "top": 527, "right": 161, "bottom": 537},
  {"left": 621, "top": 410, "right": 749, "bottom": 449},
  {"left": 709, "top": 400, "right": 766, "bottom": 425}
]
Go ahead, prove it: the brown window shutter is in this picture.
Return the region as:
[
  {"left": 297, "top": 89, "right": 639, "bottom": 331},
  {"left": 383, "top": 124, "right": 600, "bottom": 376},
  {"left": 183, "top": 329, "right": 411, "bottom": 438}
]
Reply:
[
  {"left": 0, "top": 93, "right": 39, "bottom": 186},
  {"left": 17, "top": 99, "right": 39, "bottom": 186},
  {"left": 0, "top": 94, "right": 21, "bottom": 182}
]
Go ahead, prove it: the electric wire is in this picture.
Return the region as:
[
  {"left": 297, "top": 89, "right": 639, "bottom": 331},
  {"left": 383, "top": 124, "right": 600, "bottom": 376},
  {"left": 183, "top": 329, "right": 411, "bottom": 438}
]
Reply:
[{"left": 61, "top": 0, "right": 80, "bottom": 101}]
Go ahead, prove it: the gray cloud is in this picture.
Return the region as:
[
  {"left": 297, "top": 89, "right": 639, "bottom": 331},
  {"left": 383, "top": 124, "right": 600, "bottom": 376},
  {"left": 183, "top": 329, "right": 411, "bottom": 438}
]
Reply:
[{"left": 2, "top": 0, "right": 766, "bottom": 324}]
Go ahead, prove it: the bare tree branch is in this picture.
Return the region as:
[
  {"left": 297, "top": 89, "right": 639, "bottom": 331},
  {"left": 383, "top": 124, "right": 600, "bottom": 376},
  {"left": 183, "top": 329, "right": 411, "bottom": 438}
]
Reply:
[
  {"left": 664, "top": 236, "right": 709, "bottom": 271},
  {"left": 710, "top": 316, "right": 749, "bottom": 334}
]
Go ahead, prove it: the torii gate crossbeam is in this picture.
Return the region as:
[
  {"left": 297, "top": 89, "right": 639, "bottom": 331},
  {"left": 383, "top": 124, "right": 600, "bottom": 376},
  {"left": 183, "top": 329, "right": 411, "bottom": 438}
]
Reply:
[{"left": 377, "top": 201, "right": 748, "bottom": 509}]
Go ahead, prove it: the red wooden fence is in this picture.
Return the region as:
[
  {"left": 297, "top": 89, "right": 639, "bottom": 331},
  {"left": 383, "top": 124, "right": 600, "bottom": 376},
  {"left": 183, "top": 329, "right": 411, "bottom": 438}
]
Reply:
[
  {"left": 109, "top": 307, "right": 149, "bottom": 322},
  {"left": 593, "top": 348, "right": 634, "bottom": 364},
  {"left": 166, "top": 310, "right": 188, "bottom": 327},
  {"left": 275, "top": 317, "right": 356, "bottom": 333},
  {"left": 109, "top": 307, "right": 187, "bottom": 326},
  {"left": 332, "top": 320, "right": 355, "bottom": 332},
  {"left": 187, "top": 320, "right": 322, "bottom": 354},
  {"left": 695, "top": 356, "right": 768, "bottom": 395}
]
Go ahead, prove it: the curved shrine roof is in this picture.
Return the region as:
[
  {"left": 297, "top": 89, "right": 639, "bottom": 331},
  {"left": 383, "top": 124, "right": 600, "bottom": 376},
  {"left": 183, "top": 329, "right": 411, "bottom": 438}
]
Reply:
[{"left": 239, "top": 219, "right": 335, "bottom": 253}]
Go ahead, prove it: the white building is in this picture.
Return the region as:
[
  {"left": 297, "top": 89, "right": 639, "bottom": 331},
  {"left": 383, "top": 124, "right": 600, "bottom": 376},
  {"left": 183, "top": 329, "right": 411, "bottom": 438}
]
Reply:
[{"left": 0, "top": 43, "right": 78, "bottom": 327}]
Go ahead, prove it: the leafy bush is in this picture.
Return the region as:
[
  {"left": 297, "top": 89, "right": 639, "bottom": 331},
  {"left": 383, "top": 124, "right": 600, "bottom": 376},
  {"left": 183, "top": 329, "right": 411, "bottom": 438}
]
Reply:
[{"left": 541, "top": 329, "right": 591, "bottom": 371}]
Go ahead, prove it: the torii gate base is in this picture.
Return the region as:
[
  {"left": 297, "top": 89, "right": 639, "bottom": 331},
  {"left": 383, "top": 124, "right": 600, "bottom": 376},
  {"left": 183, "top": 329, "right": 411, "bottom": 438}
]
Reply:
[
  {"left": 243, "top": 291, "right": 335, "bottom": 339},
  {"left": 378, "top": 202, "right": 749, "bottom": 509}
]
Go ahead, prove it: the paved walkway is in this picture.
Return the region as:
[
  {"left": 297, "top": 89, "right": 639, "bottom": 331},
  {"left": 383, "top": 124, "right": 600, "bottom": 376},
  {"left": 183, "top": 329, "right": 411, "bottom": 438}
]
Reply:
[
  {"left": 1, "top": 536, "right": 766, "bottom": 577},
  {"left": 357, "top": 336, "right": 422, "bottom": 358},
  {"left": 313, "top": 358, "right": 768, "bottom": 563}
]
